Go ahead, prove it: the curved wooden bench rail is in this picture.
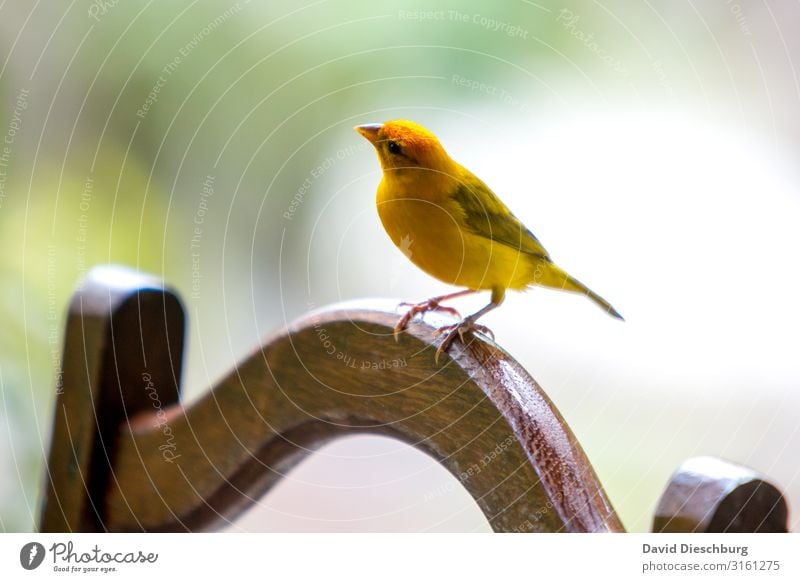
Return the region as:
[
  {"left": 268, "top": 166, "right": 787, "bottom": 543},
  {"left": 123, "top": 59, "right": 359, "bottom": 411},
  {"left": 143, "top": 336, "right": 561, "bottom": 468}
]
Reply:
[
  {"left": 39, "top": 265, "right": 790, "bottom": 532},
  {"left": 39, "top": 265, "right": 621, "bottom": 532}
]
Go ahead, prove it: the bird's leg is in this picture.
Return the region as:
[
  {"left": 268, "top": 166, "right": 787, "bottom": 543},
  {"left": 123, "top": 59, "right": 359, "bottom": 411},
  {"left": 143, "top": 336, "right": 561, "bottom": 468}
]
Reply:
[
  {"left": 434, "top": 287, "right": 506, "bottom": 363},
  {"left": 394, "top": 289, "right": 476, "bottom": 340}
]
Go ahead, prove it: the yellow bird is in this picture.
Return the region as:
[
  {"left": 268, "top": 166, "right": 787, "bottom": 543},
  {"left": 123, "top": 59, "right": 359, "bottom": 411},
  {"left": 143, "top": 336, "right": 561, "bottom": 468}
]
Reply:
[{"left": 356, "top": 119, "right": 622, "bottom": 360}]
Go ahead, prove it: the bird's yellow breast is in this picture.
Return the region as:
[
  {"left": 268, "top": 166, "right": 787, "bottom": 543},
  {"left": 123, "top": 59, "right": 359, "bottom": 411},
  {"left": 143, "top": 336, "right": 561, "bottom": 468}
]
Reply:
[{"left": 376, "top": 177, "right": 536, "bottom": 291}]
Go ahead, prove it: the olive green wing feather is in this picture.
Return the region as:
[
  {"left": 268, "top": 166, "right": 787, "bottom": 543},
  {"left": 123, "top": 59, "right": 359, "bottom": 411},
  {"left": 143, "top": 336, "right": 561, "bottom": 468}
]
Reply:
[{"left": 450, "top": 168, "right": 551, "bottom": 260}]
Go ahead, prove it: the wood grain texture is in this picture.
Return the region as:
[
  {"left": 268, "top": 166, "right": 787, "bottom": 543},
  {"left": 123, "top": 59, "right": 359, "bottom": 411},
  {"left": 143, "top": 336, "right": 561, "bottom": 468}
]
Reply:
[
  {"left": 39, "top": 266, "right": 184, "bottom": 532},
  {"left": 41, "top": 266, "right": 791, "bottom": 533},
  {"left": 40, "top": 266, "right": 625, "bottom": 531},
  {"left": 106, "top": 299, "right": 624, "bottom": 532}
]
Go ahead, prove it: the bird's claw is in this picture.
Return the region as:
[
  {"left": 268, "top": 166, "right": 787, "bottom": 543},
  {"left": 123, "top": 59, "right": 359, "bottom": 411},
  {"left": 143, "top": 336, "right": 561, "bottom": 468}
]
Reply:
[
  {"left": 433, "top": 319, "right": 494, "bottom": 363},
  {"left": 393, "top": 299, "right": 462, "bottom": 342}
]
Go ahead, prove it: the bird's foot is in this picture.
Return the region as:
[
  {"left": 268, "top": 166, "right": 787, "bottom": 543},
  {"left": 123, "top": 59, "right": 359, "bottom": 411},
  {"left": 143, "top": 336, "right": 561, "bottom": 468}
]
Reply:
[
  {"left": 433, "top": 319, "right": 495, "bottom": 363},
  {"left": 394, "top": 299, "right": 461, "bottom": 340}
]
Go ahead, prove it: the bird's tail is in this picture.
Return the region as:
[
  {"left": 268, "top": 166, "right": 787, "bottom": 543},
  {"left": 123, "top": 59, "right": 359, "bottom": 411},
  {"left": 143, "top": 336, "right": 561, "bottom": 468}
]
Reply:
[{"left": 562, "top": 273, "right": 624, "bottom": 321}]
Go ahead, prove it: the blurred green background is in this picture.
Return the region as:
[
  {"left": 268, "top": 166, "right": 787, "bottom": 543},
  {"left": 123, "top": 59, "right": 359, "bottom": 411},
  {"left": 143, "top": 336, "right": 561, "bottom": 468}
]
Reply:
[{"left": 1, "top": 0, "right": 798, "bottom": 532}]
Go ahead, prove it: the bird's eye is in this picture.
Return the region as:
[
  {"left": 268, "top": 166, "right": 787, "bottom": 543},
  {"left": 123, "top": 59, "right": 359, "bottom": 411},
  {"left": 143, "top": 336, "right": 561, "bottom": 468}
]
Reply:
[{"left": 387, "top": 140, "right": 401, "bottom": 155}]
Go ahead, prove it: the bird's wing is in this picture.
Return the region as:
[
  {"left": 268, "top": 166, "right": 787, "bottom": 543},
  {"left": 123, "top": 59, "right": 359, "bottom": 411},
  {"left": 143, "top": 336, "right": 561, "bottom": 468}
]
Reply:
[{"left": 450, "top": 169, "right": 551, "bottom": 260}]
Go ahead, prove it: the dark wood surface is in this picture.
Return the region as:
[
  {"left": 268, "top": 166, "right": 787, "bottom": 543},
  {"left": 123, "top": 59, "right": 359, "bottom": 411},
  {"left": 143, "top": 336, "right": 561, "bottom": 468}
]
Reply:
[
  {"left": 106, "top": 297, "right": 624, "bottom": 532},
  {"left": 40, "top": 266, "right": 623, "bottom": 532},
  {"left": 39, "top": 266, "right": 184, "bottom": 532},
  {"left": 40, "top": 266, "right": 790, "bottom": 533},
  {"left": 653, "top": 456, "right": 788, "bottom": 532}
]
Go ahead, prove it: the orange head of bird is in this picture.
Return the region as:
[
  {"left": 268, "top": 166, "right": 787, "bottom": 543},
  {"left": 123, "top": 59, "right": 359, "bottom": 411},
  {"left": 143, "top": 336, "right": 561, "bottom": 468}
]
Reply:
[{"left": 355, "top": 120, "right": 451, "bottom": 179}]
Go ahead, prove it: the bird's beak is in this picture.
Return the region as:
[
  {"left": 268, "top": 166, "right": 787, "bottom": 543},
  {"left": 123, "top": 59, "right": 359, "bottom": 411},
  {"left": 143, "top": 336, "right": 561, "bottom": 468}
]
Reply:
[{"left": 355, "top": 123, "right": 382, "bottom": 144}]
